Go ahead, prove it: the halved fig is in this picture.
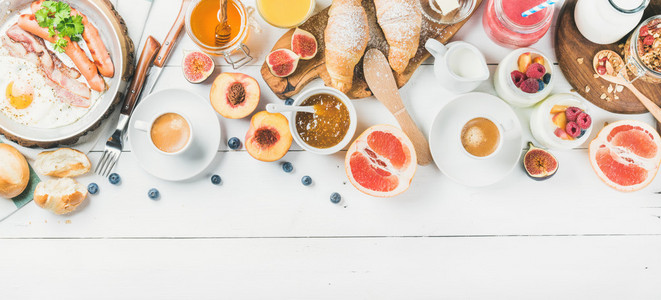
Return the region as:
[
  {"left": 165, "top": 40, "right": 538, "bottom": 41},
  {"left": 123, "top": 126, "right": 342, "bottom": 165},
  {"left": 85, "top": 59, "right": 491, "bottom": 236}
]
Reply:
[
  {"left": 523, "top": 142, "right": 558, "bottom": 181},
  {"left": 182, "top": 50, "right": 215, "bottom": 83},
  {"left": 291, "top": 27, "right": 318, "bottom": 60},
  {"left": 266, "top": 48, "right": 299, "bottom": 77},
  {"left": 210, "top": 73, "right": 260, "bottom": 119}
]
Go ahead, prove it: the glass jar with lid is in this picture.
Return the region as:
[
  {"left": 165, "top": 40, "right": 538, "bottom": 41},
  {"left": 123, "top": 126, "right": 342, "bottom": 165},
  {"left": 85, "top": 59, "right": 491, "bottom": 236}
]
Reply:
[
  {"left": 185, "top": 0, "right": 254, "bottom": 69},
  {"left": 623, "top": 16, "right": 661, "bottom": 84},
  {"left": 575, "top": 0, "right": 649, "bottom": 45}
]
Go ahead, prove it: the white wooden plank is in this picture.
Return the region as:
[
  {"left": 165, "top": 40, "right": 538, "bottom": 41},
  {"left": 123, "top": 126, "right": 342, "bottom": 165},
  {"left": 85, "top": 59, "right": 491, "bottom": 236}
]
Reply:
[{"left": 1, "top": 236, "right": 660, "bottom": 299}]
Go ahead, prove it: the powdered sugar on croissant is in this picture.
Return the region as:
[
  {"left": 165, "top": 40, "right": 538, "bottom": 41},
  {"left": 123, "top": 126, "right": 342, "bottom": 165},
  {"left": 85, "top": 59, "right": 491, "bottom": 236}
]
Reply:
[
  {"left": 324, "top": 0, "right": 369, "bottom": 93},
  {"left": 374, "top": 0, "right": 422, "bottom": 74}
]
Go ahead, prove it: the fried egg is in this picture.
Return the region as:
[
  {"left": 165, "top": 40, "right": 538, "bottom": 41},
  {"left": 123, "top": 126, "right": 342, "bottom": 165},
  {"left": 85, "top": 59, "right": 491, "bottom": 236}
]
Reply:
[{"left": 0, "top": 55, "right": 93, "bottom": 128}]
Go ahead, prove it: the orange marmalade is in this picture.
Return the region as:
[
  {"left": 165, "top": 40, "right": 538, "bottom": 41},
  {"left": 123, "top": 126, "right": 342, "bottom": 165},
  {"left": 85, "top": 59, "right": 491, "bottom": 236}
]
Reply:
[{"left": 295, "top": 94, "right": 350, "bottom": 149}]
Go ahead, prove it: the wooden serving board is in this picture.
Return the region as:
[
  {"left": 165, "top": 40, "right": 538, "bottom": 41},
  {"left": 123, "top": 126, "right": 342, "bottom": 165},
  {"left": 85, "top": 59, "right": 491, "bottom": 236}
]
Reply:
[
  {"left": 556, "top": 0, "right": 661, "bottom": 114},
  {"left": 261, "top": 0, "right": 483, "bottom": 100}
]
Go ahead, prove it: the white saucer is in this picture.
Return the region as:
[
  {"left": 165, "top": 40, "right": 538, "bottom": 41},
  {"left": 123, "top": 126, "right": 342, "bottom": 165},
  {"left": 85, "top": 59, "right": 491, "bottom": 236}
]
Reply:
[
  {"left": 429, "top": 92, "right": 523, "bottom": 187},
  {"left": 128, "top": 89, "right": 220, "bottom": 181}
]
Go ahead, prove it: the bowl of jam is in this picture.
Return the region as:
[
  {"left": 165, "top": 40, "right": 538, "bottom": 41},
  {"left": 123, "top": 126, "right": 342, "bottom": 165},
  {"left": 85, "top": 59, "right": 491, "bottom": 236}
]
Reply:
[{"left": 290, "top": 87, "right": 357, "bottom": 155}]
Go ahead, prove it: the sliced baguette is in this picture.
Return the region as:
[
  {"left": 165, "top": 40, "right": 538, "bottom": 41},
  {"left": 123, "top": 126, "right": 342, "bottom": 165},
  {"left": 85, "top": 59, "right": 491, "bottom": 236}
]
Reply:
[
  {"left": 0, "top": 144, "right": 30, "bottom": 199},
  {"left": 34, "top": 178, "right": 87, "bottom": 215},
  {"left": 35, "top": 148, "right": 91, "bottom": 178}
]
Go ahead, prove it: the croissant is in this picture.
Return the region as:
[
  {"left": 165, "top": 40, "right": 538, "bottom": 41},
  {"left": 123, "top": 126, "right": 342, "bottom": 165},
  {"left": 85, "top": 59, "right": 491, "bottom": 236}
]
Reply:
[
  {"left": 374, "top": 0, "right": 422, "bottom": 74},
  {"left": 324, "top": 0, "right": 369, "bottom": 93}
]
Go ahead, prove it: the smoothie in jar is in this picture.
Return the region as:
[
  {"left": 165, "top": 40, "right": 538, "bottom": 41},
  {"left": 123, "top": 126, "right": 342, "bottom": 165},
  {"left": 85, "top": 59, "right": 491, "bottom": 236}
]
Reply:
[{"left": 483, "top": 0, "right": 553, "bottom": 48}]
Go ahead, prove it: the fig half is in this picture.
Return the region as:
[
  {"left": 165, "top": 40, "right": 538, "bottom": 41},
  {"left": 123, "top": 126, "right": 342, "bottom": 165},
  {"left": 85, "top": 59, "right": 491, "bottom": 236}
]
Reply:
[
  {"left": 266, "top": 49, "right": 299, "bottom": 78},
  {"left": 523, "top": 142, "right": 558, "bottom": 181},
  {"left": 182, "top": 50, "right": 215, "bottom": 83},
  {"left": 291, "top": 27, "right": 318, "bottom": 60}
]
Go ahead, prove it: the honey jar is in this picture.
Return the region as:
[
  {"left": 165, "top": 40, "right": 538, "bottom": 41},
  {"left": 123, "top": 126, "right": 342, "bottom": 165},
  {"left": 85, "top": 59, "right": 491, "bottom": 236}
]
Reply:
[{"left": 185, "top": 0, "right": 253, "bottom": 68}]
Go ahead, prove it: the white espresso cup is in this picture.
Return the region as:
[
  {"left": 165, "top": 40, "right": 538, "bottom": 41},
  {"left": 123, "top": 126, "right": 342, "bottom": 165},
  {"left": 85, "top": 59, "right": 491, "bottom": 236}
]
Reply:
[
  {"left": 425, "top": 39, "right": 490, "bottom": 93},
  {"left": 458, "top": 115, "right": 513, "bottom": 160},
  {"left": 134, "top": 112, "right": 194, "bottom": 156}
]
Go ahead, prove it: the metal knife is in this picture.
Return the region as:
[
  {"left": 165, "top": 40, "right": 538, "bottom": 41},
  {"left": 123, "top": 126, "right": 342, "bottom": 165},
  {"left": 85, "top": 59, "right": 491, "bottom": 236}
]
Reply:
[{"left": 138, "top": 0, "right": 192, "bottom": 101}]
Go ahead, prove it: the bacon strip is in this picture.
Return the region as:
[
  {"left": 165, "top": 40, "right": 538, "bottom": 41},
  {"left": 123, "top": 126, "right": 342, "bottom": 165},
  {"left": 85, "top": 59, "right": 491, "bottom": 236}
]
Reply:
[
  {"left": 2, "top": 24, "right": 91, "bottom": 108},
  {"left": 31, "top": 0, "right": 115, "bottom": 77}
]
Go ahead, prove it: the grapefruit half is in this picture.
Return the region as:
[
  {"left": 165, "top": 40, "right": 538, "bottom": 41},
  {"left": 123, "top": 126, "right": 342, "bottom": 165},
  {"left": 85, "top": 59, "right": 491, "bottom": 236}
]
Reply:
[
  {"left": 589, "top": 120, "right": 661, "bottom": 192},
  {"left": 345, "top": 125, "right": 417, "bottom": 197}
]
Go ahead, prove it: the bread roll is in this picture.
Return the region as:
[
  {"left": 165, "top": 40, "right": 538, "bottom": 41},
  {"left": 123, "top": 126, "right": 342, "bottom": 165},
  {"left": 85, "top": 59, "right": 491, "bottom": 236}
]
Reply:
[
  {"left": 35, "top": 148, "right": 91, "bottom": 177},
  {"left": 0, "top": 144, "right": 30, "bottom": 198},
  {"left": 34, "top": 178, "right": 87, "bottom": 214}
]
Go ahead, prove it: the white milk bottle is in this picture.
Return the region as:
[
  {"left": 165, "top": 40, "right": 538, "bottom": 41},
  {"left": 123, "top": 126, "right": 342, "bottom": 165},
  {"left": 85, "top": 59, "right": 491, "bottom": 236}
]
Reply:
[{"left": 574, "top": 0, "right": 649, "bottom": 45}]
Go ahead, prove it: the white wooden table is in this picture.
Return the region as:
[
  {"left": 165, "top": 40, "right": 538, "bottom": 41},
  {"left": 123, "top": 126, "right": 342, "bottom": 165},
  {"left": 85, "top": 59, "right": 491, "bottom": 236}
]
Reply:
[{"left": 2, "top": 0, "right": 661, "bottom": 298}]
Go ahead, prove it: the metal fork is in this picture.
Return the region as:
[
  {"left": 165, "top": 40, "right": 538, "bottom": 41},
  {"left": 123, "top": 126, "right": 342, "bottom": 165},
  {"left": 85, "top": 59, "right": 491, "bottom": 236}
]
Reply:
[{"left": 95, "top": 36, "right": 161, "bottom": 177}]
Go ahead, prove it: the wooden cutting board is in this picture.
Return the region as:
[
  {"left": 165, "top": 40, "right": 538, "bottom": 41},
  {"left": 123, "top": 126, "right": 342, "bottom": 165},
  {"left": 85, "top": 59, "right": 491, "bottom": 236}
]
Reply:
[
  {"left": 260, "top": 0, "right": 483, "bottom": 100},
  {"left": 555, "top": 0, "right": 661, "bottom": 114}
]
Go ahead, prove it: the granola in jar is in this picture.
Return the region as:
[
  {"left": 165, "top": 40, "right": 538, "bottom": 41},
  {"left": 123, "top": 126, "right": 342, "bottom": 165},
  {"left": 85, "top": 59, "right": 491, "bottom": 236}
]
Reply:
[{"left": 624, "top": 16, "right": 661, "bottom": 84}]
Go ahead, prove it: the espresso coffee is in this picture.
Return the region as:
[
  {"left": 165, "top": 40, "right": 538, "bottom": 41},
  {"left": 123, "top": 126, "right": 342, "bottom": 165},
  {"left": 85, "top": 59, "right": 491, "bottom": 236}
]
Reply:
[
  {"left": 461, "top": 117, "right": 500, "bottom": 157},
  {"left": 150, "top": 113, "right": 191, "bottom": 153}
]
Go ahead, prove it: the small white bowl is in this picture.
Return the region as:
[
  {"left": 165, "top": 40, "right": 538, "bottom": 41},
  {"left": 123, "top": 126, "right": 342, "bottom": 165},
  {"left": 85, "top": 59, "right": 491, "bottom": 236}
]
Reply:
[{"left": 289, "top": 87, "right": 357, "bottom": 155}]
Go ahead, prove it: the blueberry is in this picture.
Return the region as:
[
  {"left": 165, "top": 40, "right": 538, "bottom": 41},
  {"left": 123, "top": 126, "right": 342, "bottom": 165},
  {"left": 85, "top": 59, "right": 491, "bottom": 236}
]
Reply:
[
  {"left": 543, "top": 73, "right": 551, "bottom": 84},
  {"left": 330, "top": 192, "right": 341, "bottom": 204},
  {"left": 285, "top": 98, "right": 294, "bottom": 105},
  {"left": 301, "top": 175, "right": 312, "bottom": 186},
  {"left": 87, "top": 183, "right": 99, "bottom": 195},
  {"left": 578, "top": 129, "right": 586, "bottom": 139},
  {"left": 282, "top": 162, "right": 293, "bottom": 173},
  {"left": 228, "top": 137, "right": 241, "bottom": 150},
  {"left": 148, "top": 188, "right": 160, "bottom": 200},
  {"left": 538, "top": 79, "right": 544, "bottom": 91},
  {"left": 108, "top": 173, "right": 120, "bottom": 185},
  {"left": 211, "top": 174, "right": 222, "bottom": 185}
]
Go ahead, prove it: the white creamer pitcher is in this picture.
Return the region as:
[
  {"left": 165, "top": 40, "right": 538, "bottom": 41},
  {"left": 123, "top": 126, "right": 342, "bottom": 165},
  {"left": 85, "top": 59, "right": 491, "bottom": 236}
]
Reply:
[{"left": 425, "top": 39, "right": 489, "bottom": 93}]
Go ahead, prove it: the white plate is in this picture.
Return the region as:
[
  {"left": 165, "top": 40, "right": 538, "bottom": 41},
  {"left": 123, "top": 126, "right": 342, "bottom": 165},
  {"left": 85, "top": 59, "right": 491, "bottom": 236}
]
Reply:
[
  {"left": 429, "top": 92, "right": 523, "bottom": 187},
  {"left": 128, "top": 89, "right": 220, "bottom": 181}
]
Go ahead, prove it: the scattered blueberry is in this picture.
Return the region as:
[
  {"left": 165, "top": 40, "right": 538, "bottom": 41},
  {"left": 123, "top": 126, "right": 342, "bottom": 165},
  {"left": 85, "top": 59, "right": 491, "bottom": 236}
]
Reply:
[
  {"left": 282, "top": 162, "right": 293, "bottom": 173},
  {"left": 285, "top": 98, "right": 294, "bottom": 105},
  {"left": 148, "top": 188, "right": 160, "bottom": 200},
  {"left": 543, "top": 73, "right": 551, "bottom": 84},
  {"left": 87, "top": 183, "right": 99, "bottom": 195},
  {"left": 538, "top": 79, "right": 544, "bottom": 91},
  {"left": 211, "top": 174, "right": 222, "bottom": 185},
  {"left": 330, "top": 192, "right": 341, "bottom": 204},
  {"left": 301, "top": 175, "right": 312, "bottom": 186},
  {"left": 108, "top": 173, "right": 121, "bottom": 185},
  {"left": 578, "top": 129, "right": 587, "bottom": 139},
  {"left": 228, "top": 137, "right": 241, "bottom": 150}
]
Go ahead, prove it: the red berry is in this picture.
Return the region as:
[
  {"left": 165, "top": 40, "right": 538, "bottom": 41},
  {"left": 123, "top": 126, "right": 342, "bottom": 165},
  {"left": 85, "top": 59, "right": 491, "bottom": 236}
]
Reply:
[
  {"left": 643, "top": 35, "right": 655, "bottom": 46},
  {"left": 565, "top": 121, "right": 581, "bottom": 138},
  {"left": 520, "top": 78, "right": 540, "bottom": 93},
  {"left": 525, "top": 63, "right": 546, "bottom": 79},
  {"left": 510, "top": 70, "right": 527, "bottom": 87},
  {"left": 640, "top": 25, "right": 650, "bottom": 37},
  {"left": 576, "top": 112, "right": 592, "bottom": 129},
  {"left": 599, "top": 56, "right": 608, "bottom": 63},
  {"left": 565, "top": 107, "right": 582, "bottom": 121},
  {"left": 597, "top": 65, "right": 607, "bottom": 75}
]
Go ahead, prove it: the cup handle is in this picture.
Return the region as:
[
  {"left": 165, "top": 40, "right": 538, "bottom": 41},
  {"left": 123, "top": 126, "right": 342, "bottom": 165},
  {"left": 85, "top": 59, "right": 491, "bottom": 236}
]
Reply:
[
  {"left": 425, "top": 38, "right": 448, "bottom": 58},
  {"left": 500, "top": 119, "right": 517, "bottom": 138},
  {"left": 134, "top": 120, "right": 150, "bottom": 132}
]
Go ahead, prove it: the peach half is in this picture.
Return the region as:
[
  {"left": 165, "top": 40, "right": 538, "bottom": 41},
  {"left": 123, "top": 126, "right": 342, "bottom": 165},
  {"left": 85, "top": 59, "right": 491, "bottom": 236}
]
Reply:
[
  {"left": 245, "top": 111, "right": 292, "bottom": 162},
  {"left": 210, "top": 73, "right": 260, "bottom": 119}
]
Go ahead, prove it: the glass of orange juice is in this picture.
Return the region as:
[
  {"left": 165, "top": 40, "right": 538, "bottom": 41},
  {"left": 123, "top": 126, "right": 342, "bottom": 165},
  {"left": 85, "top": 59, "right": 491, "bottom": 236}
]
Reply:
[{"left": 257, "top": 0, "right": 315, "bottom": 28}]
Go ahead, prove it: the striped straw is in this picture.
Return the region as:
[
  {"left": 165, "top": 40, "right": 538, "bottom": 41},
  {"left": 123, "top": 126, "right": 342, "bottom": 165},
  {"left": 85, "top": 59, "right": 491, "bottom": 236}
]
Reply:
[{"left": 521, "top": 0, "right": 556, "bottom": 17}]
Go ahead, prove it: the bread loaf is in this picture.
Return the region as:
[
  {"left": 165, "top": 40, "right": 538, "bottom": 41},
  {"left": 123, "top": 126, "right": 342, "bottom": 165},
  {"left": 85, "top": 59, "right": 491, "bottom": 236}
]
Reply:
[
  {"left": 0, "top": 144, "right": 30, "bottom": 199},
  {"left": 34, "top": 178, "right": 87, "bottom": 214},
  {"left": 35, "top": 148, "right": 91, "bottom": 177}
]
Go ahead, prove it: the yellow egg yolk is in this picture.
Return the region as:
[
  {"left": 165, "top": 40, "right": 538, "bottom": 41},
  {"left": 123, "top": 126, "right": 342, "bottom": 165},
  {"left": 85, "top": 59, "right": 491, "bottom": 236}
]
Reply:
[{"left": 6, "top": 81, "right": 33, "bottom": 109}]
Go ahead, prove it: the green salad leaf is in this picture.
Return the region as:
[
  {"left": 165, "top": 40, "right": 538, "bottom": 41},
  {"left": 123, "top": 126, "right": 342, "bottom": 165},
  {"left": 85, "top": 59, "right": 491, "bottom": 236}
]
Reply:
[{"left": 34, "top": 1, "right": 84, "bottom": 53}]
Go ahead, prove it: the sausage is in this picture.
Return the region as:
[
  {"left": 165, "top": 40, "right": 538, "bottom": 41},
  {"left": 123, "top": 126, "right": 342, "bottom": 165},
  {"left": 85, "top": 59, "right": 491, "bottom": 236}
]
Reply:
[
  {"left": 18, "top": 14, "right": 106, "bottom": 92},
  {"left": 31, "top": 0, "right": 114, "bottom": 77}
]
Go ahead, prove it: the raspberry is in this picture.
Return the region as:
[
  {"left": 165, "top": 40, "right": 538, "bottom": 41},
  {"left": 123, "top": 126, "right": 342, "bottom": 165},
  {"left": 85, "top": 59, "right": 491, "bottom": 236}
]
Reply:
[
  {"left": 565, "top": 107, "right": 582, "bottom": 121},
  {"left": 640, "top": 25, "right": 650, "bottom": 37},
  {"left": 576, "top": 112, "right": 592, "bottom": 129},
  {"left": 525, "top": 63, "right": 546, "bottom": 79},
  {"left": 643, "top": 35, "right": 655, "bottom": 46},
  {"left": 565, "top": 121, "right": 581, "bottom": 138},
  {"left": 510, "top": 70, "right": 527, "bottom": 87},
  {"left": 520, "top": 78, "right": 540, "bottom": 93}
]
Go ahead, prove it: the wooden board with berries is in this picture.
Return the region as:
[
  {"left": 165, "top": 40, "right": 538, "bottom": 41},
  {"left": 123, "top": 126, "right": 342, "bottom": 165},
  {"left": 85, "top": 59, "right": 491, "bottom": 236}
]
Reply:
[
  {"left": 260, "top": 0, "right": 483, "bottom": 100},
  {"left": 556, "top": 0, "right": 661, "bottom": 114}
]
